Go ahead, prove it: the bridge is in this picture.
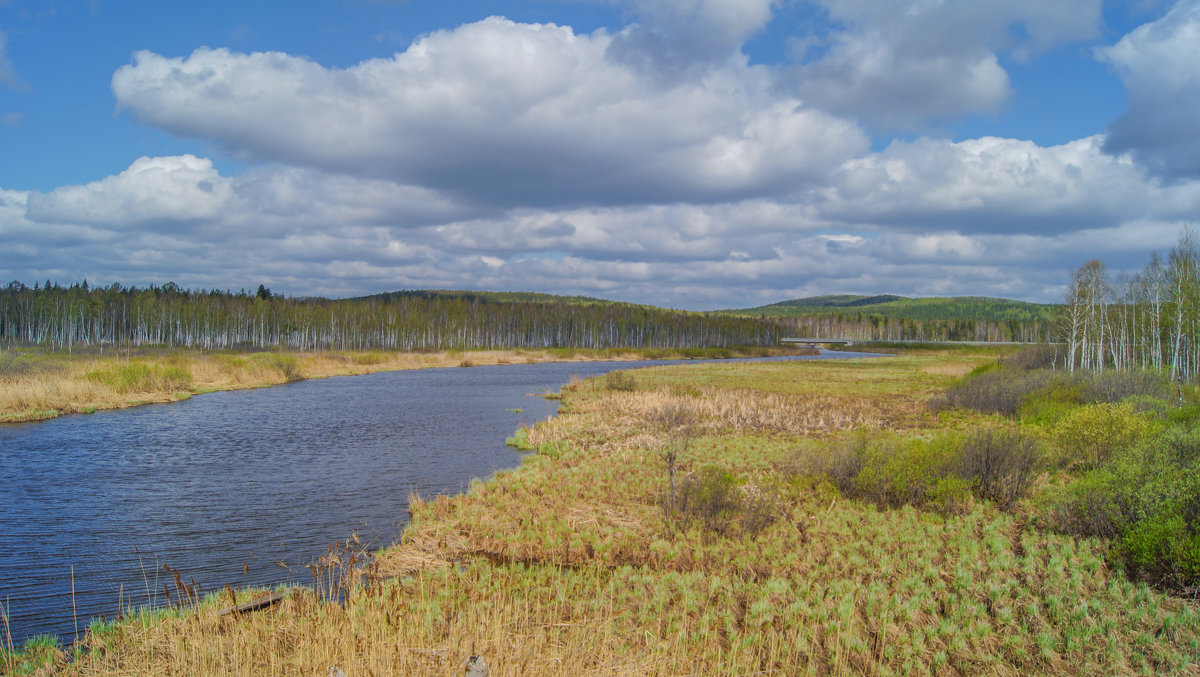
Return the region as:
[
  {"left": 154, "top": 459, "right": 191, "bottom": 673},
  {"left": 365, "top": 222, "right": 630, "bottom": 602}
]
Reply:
[
  {"left": 782, "top": 337, "right": 857, "bottom": 346},
  {"left": 782, "top": 338, "right": 1054, "bottom": 347}
]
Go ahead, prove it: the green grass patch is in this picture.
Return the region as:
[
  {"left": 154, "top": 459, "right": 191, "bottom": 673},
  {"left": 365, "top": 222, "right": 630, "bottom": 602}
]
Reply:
[{"left": 85, "top": 361, "right": 193, "bottom": 393}]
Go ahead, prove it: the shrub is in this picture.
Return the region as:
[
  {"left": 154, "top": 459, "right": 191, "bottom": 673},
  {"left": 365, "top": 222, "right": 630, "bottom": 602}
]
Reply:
[
  {"left": 605, "top": 370, "right": 637, "bottom": 391},
  {"left": 669, "top": 466, "right": 779, "bottom": 538},
  {"left": 929, "top": 475, "right": 974, "bottom": 515},
  {"left": 1079, "top": 369, "right": 1172, "bottom": 404},
  {"left": 938, "top": 368, "right": 1058, "bottom": 417},
  {"left": 1017, "top": 394, "right": 1077, "bottom": 426},
  {"left": 674, "top": 467, "right": 741, "bottom": 535},
  {"left": 1041, "top": 424, "right": 1200, "bottom": 585},
  {"left": 798, "top": 429, "right": 1040, "bottom": 513},
  {"left": 262, "top": 354, "right": 304, "bottom": 382},
  {"left": 1039, "top": 469, "right": 1125, "bottom": 540},
  {"left": 1002, "top": 344, "right": 1065, "bottom": 372},
  {"left": 1052, "top": 402, "right": 1156, "bottom": 469},
  {"left": 0, "top": 352, "right": 64, "bottom": 378},
  {"left": 956, "top": 428, "right": 1039, "bottom": 509},
  {"left": 797, "top": 432, "right": 964, "bottom": 512},
  {"left": 1125, "top": 394, "right": 1172, "bottom": 417},
  {"left": 1118, "top": 515, "right": 1200, "bottom": 585}
]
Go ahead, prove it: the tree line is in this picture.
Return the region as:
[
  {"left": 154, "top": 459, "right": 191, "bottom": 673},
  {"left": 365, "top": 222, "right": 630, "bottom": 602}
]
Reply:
[
  {"left": 1062, "top": 227, "right": 1199, "bottom": 382},
  {"left": 777, "top": 314, "right": 1051, "bottom": 343},
  {"left": 0, "top": 282, "right": 782, "bottom": 352}
]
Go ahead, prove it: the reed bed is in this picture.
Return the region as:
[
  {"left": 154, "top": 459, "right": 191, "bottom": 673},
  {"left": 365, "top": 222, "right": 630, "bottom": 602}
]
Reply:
[{"left": 14, "top": 351, "right": 1200, "bottom": 676}]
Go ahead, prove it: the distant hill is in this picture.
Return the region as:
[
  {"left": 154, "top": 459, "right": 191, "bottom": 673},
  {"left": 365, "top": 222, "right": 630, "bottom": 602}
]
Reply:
[
  {"left": 358, "top": 289, "right": 622, "bottom": 307},
  {"left": 716, "top": 295, "right": 1058, "bottom": 343},
  {"left": 722, "top": 295, "right": 1056, "bottom": 322}
]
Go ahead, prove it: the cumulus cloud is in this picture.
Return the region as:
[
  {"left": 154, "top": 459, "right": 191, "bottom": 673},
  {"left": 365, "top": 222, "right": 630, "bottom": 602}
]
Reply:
[
  {"left": 11, "top": 8, "right": 1200, "bottom": 308},
  {"left": 818, "top": 135, "right": 1200, "bottom": 233},
  {"left": 25, "top": 155, "right": 235, "bottom": 229},
  {"left": 111, "top": 17, "right": 866, "bottom": 209},
  {"left": 788, "top": 0, "right": 1102, "bottom": 130},
  {"left": 608, "top": 0, "right": 776, "bottom": 75},
  {"left": 8, "top": 144, "right": 1200, "bottom": 309},
  {"left": 1101, "top": 0, "right": 1200, "bottom": 179}
]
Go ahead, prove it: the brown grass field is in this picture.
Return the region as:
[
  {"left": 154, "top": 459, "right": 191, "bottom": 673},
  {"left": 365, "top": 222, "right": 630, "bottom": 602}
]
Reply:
[{"left": 5, "top": 349, "right": 1200, "bottom": 675}]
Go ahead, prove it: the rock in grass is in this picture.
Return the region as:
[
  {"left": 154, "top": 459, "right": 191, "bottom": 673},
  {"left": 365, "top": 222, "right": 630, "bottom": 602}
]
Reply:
[{"left": 465, "top": 654, "right": 488, "bottom": 676}]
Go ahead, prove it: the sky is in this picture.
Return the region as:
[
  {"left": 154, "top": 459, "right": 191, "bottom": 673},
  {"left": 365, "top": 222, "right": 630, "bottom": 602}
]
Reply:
[{"left": 1, "top": 0, "right": 1198, "bottom": 310}]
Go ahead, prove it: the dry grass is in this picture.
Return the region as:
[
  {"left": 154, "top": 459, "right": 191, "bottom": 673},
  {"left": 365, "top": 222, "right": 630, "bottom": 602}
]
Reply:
[
  {"left": 0, "top": 346, "right": 803, "bottom": 424},
  {"left": 18, "top": 349, "right": 1200, "bottom": 676}
]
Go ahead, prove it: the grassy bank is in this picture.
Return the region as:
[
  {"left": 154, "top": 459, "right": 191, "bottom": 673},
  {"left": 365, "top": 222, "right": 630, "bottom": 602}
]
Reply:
[
  {"left": 0, "top": 345, "right": 802, "bottom": 424},
  {"left": 7, "top": 350, "right": 1200, "bottom": 675}
]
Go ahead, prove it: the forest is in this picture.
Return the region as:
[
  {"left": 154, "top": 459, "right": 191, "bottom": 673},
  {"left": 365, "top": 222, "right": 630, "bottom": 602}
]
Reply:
[
  {"left": 1062, "top": 228, "right": 1200, "bottom": 382},
  {"left": 721, "top": 295, "right": 1056, "bottom": 343},
  {"left": 0, "top": 282, "right": 781, "bottom": 352}
]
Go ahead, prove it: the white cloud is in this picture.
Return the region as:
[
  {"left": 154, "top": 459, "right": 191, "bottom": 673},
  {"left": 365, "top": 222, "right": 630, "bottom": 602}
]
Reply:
[
  {"left": 9, "top": 8, "right": 1200, "bottom": 309},
  {"left": 111, "top": 17, "right": 866, "bottom": 209},
  {"left": 608, "top": 0, "right": 776, "bottom": 74},
  {"left": 1100, "top": 0, "right": 1200, "bottom": 179},
  {"left": 788, "top": 0, "right": 1102, "bottom": 130},
  {"left": 818, "top": 135, "right": 1200, "bottom": 233},
  {"left": 25, "top": 155, "right": 235, "bottom": 228}
]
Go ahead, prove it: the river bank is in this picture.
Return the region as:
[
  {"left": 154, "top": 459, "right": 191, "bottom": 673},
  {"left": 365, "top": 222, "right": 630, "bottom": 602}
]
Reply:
[
  {"left": 12, "top": 348, "right": 1200, "bottom": 675},
  {"left": 0, "top": 345, "right": 807, "bottom": 424}
]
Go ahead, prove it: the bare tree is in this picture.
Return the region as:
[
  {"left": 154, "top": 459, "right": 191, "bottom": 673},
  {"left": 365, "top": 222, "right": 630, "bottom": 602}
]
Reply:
[{"left": 654, "top": 400, "right": 699, "bottom": 514}]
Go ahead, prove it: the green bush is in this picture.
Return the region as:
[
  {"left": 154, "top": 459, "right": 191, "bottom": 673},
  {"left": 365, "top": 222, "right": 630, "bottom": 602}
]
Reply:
[
  {"left": 1118, "top": 515, "right": 1200, "bottom": 584},
  {"left": 605, "top": 370, "right": 638, "bottom": 391},
  {"left": 1052, "top": 402, "right": 1157, "bottom": 469},
  {"left": 956, "top": 428, "right": 1039, "bottom": 510},
  {"left": 669, "top": 466, "right": 779, "bottom": 538},
  {"left": 798, "top": 432, "right": 962, "bottom": 511},
  {"left": 1041, "top": 423, "right": 1200, "bottom": 585},
  {"left": 798, "top": 428, "right": 1040, "bottom": 513},
  {"left": 1016, "top": 394, "right": 1077, "bottom": 426},
  {"left": 259, "top": 354, "right": 303, "bottom": 382}
]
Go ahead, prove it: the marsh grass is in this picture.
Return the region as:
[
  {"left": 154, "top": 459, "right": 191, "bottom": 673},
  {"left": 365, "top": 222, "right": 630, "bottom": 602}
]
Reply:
[
  {"left": 0, "top": 346, "right": 803, "bottom": 424},
  {"left": 25, "top": 349, "right": 1200, "bottom": 675}
]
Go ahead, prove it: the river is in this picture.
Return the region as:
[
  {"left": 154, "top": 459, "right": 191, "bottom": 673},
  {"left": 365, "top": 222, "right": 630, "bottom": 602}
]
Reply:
[{"left": 0, "top": 351, "right": 879, "bottom": 645}]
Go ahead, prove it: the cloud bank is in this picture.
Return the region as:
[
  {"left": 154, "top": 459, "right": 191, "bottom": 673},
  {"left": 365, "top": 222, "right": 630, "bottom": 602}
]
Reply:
[
  {"left": 1101, "top": 0, "right": 1200, "bottom": 179},
  {"left": 3, "top": 4, "right": 1200, "bottom": 309}
]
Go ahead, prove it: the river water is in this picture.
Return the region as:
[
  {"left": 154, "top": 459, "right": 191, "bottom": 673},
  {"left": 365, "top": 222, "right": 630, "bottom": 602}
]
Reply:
[{"left": 0, "top": 352, "right": 878, "bottom": 645}]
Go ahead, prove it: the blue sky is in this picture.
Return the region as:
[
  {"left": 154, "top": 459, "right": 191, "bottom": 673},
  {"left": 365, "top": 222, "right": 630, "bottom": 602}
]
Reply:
[{"left": 2, "top": 0, "right": 1198, "bottom": 308}]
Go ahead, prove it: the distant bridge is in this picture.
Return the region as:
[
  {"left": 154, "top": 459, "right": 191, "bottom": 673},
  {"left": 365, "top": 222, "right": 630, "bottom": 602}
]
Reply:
[
  {"left": 782, "top": 338, "right": 1054, "bottom": 347},
  {"left": 782, "top": 337, "right": 857, "bottom": 346}
]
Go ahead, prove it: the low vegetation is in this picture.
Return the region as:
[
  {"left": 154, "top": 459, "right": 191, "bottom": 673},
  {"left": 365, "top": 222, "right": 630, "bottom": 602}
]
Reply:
[
  {"left": 937, "top": 349, "right": 1200, "bottom": 589},
  {"left": 9, "top": 349, "right": 1200, "bottom": 675},
  {"left": 0, "top": 345, "right": 804, "bottom": 424}
]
